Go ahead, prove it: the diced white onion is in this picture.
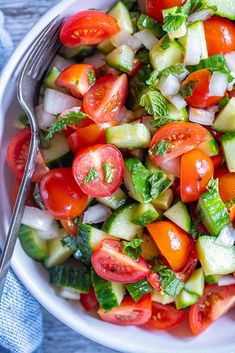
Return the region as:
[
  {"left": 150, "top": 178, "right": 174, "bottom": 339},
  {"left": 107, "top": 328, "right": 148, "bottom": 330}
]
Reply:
[
  {"left": 111, "top": 30, "right": 142, "bottom": 50},
  {"left": 208, "top": 72, "right": 228, "bottom": 97},
  {"left": 185, "top": 30, "right": 203, "bottom": 65},
  {"left": 83, "top": 52, "right": 106, "bottom": 68},
  {"left": 43, "top": 88, "right": 82, "bottom": 115},
  {"left": 57, "top": 287, "right": 80, "bottom": 300},
  {"left": 189, "top": 107, "right": 215, "bottom": 126},
  {"left": 137, "top": 0, "right": 146, "bottom": 13},
  {"left": 218, "top": 276, "right": 235, "bottom": 286},
  {"left": 168, "top": 94, "right": 187, "bottom": 111},
  {"left": 188, "top": 9, "right": 214, "bottom": 24},
  {"left": 36, "top": 224, "right": 59, "bottom": 240},
  {"left": 35, "top": 104, "right": 56, "bottom": 130},
  {"left": 49, "top": 55, "right": 75, "bottom": 72},
  {"left": 207, "top": 105, "right": 219, "bottom": 113},
  {"left": 216, "top": 224, "right": 235, "bottom": 248},
  {"left": 83, "top": 204, "right": 112, "bottom": 224},
  {"left": 142, "top": 116, "right": 158, "bottom": 135},
  {"left": 158, "top": 74, "right": 180, "bottom": 97},
  {"left": 224, "top": 52, "right": 235, "bottom": 73},
  {"left": 134, "top": 30, "right": 159, "bottom": 50},
  {"left": 175, "top": 68, "right": 189, "bottom": 82}
]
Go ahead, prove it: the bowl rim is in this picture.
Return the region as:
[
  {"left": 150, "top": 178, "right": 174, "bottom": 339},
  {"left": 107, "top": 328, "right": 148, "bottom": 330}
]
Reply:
[{"left": 0, "top": 1, "right": 235, "bottom": 352}]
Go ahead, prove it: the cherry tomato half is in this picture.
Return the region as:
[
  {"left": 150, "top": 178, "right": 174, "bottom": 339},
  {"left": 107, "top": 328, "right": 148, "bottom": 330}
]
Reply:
[
  {"left": 39, "top": 168, "right": 88, "bottom": 220},
  {"left": 149, "top": 122, "right": 210, "bottom": 165},
  {"left": 147, "top": 221, "right": 190, "bottom": 272},
  {"left": 144, "top": 302, "right": 187, "bottom": 330},
  {"left": 98, "top": 294, "right": 152, "bottom": 326},
  {"left": 83, "top": 74, "right": 128, "bottom": 123},
  {"left": 72, "top": 144, "right": 124, "bottom": 198},
  {"left": 91, "top": 239, "right": 150, "bottom": 283},
  {"left": 80, "top": 286, "right": 98, "bottom": 312},
  {"left": 60, "top": 219, "right": 77, "bottom": 237},
  {"left": 189, "top": 284, "right": 235, "bottom": 335},
  {"left": 219, "top": 173, "right": 235, "bottom": 202},
  {"left": 175, "top": 239, "right": 198, "bottom": 282},
  {"left": 146, "top": 0, "right": 186, "bottom": 22},
  {"left": 60, "top": 10, "right": 120, "bottom": 47},
  {"left": 204, "top": 16, "right": 235, "bottom": 56}
]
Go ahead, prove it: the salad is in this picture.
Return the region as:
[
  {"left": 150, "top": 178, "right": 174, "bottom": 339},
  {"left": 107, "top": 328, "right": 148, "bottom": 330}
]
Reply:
[{"left": 6, "top": 0, "right": 235, "bottom": 335}]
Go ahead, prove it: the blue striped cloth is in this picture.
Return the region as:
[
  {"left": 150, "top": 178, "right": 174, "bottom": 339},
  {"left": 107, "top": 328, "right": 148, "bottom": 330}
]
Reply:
[{"left": 0, "top": 10, "right": 43, "bottom": 353}]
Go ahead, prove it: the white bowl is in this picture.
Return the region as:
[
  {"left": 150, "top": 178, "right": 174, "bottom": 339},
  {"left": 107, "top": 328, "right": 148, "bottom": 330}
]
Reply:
[{"left": 0, "top": 1, "right": 234, "bottom": 352}]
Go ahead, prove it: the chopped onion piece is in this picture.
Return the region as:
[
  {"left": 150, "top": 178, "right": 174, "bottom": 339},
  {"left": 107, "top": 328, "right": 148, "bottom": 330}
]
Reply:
[
  {"left": 158, "top": 74, "right": 180, "bottom": 97},
  {"left": 36, "top": 223, "right": 59, "bottom": 240},
  {"left": 208, "top": 72, "right": 228, "bottom": 97},
  {"left": 216, "top": 224, "right": 235, "bottom": 248},
  {"left": 218, "top": 276, "right": 235, "bottom": 286},
  {"left": 224, "top": 52, "right": 235, "bottom": 73},
  {"left": 185, "top": 28, "right": 206, "bottom": 65},
  {"left": 188, "top": 9, "right": 214, "bottom": 24},
  {"left": 83, "top": 204, "right": 112, "bottom": 224},
  {"left": 44, "top": 88, "right": 82, "bottom": 115},
  {"left": 111, "top": 30, "right": 142, "bottom": 50},
  {"left": 83, "top": 52, "right": 105, "bottom": 68},
  {"left": 134, "top": 30, "right": 159, "bottom": 50},
  {"left": 207, "top": 105, "right": 219, "bottom": 113},
  {"left": 189, "top": 107, "right": 215, "bottom": 125},
  {"left": 49, "top": 55, "right": 75, "bottom": 72},
  {"left": 168, "top": 94, "right": 187, "bottom": 110},
  {"left": 57, "top": 287, "right": 81, "bottom": 300},
  {"left": 35, "top": 104, "right": 56, "bottom": 130}
]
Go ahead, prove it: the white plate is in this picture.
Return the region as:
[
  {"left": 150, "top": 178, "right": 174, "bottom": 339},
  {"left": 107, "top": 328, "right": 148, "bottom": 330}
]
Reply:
[{"left": 0, "top": 1, "right": 234, "bottom": 352}]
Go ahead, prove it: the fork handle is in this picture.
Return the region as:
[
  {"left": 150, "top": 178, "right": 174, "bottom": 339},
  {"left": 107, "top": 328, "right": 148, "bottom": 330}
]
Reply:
[{"left": 0, "top": 132, "right": 39, "bottom": 300}]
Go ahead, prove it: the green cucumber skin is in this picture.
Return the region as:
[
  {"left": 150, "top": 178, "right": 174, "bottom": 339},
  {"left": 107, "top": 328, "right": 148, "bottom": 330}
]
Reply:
[
  {"left": 221, "top": 133, "right": 235, "bottom": 172},
  {"left": 44, "top": 67, "right": 60, "bottom": 90},
  {"left": 205, "top": 274, "right": 221, "bottom": 284},
  {"left": 59, "top": 45, "right": 95, "bottom": 59},
  {"left": 97, "top": 188, "right": 127, "bottom": 210},
  {"left": 106, "top": 45, "right": 134, "bottom": 73},
  {"left": 50, "top": 263, "right": 91, "bottom": 293},
  {"left": 18, "top": 224, "right": 48, "bottom": 261},
  {"left": 132, "top": 208, "right": 158, "bottom": 227},
  {"left": 76, "top": 223, "right": 94, "bottom": 265},
  {"left": 164, "top": 201, "right": 191, "bottom": 233},
  {"left": 46, "top": 151, "right": 75, "bottom": 169},
  {"left": 175, "top": 289, "right": 198, "bottom": 310},
  {"left": 126, "top": 279, "right": 152, "bottom": 302}
]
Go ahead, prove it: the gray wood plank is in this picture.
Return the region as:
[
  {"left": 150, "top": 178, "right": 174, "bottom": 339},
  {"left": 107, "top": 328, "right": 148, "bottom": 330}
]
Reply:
[{"left": 0, "top": 1, "right": 119, "bottom": 352}]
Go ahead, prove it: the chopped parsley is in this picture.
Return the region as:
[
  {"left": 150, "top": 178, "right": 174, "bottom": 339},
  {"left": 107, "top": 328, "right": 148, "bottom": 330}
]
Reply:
[
  {"left": 103, "top": 162, "right": 113, "bottom": 184},
  {"left": 140, "top": 90, "right": 169, "bottom": 117},
  {"left": 87, "top": 69, "right": 96, "bottom": 85},
  {"left": 46, "top": 111, "right": 87, "bottom": 139},
  {"left": 84, "top": 167, "right": 99, "bottom": 184},
  {"left": 151, "top": 141, "right": 172, "bottom": 157},
  {"left": 122, "top": 238, "right": 143, "bottom": 260},
  {"left": 152, "top": 264, "right": 184, "bottom": 297}
]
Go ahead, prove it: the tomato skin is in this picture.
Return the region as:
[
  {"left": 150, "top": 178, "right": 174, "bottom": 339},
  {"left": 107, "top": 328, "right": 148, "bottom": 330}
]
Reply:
[
  {"left": 80, "top": 287, "right": 98, "bottom": 312},
  {"left": 189, "top": 284, "right": 235, "bottom": 335},
  {"left": 146, "top": 0, "right": 186, "bottom": 22},
  {"left": 149, "top": 122, "right": 210, "bottom": 165},
  {"left": 175, "top": 239, "right": 198, "bottom": 282},
  {"left": 144, "top": 302, "right": 187, "bottom": 330},
  {"left": 83, "top": 74, "right": 128, "bottom": 123},
  {"left": 219, "top": 173, "right": 235, "bottom": 203},
  {"left": 182, "top": 69, "right": 223, "bottom": 108},
  {"left": 60, "top": 10, "right": 120, "bottom": 47},
  {"left": 56, "top": 64, "right": 96, "bottom": 97},
  {"left": 6, "top": 128, "right": 48, "bottom": 182},
  {"left": 72, "top": 144, "right": 124, "bottom": 198},
  {"left": 98, "top": 294, "right": 152, "bottom": 326},
  {"left": 211, "top": 151, "right": 223, "bottom": 170},
  {"left": 91, "top": 239, "right": 150, "bottom": 283},
  {"left": 147, "top": 221, "right": 190, "bottom": 272},
  {"left": 127, "top": 59, "right": 143, "bottom": 77},
  {"left": 39, "top": 168, "right": 88, "bottom": 220},
  {"left": 147, "top": 271, "right": 161, "bottom": 291},
  {"left": 204, "top": 16, "right": 235, "bottom": 56},
  {"left": 60, "top": 219, "right": 77, "bottom": 237},
  {"left": 180, "top": 149, "right": 214, "bottom": 203}
]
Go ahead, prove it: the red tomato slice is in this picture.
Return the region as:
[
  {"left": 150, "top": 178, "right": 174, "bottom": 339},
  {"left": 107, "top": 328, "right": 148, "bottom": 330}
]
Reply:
[
  {"left": 60, "top": 219, "right": 77, "bottom": 237},
  {"left": 127, "top": 58, "right": 143, "bottom": 77},
  {"left": 68, "top": 121, "right": 119, "bottom": 154},
  {"left": 60, "top": 10, "right": 120, "bottom": 47},
  {"left": 39, "top": 168, "right": 88, "bottom": 220},
  {"left": 6, "top": 128, "right": 48, "bottom": 182},
  {"left": 80, "top": 286, "right": 98, "bottom": 312},
  {"left": 83, "top": 74, "right": 128, "bottom": 123},
  {"left": 219, "top": 173, "right": 235, "bottom": 202},
  {"left": 56, "top": 64, "right": 96, "bottom": 98},
  {"left": 189, "top": 284, "right": 235, "bottom": 335},
  {"left": 175, "top": 239, "right": 198, "bottom": 282},
  {"left": 147, "top": 271, "right": 161, "bottom": 291},
  {"left": 91, "top": 239, "right": 150, "bottom": 283},
  {"left": 146, "top": 0, "right": 186, "bottom": 22},
  {"left": 72, "top": 144, "right": 124, "bottom": 198},
  {"left": 144, "top": 302, "right": 187, "bottom": 330},
  {"left": 98, "top": 294, "right": 152, "bottom": 326},
  {"left": 149, "top": 122, "right": 210, "bottom": 165},
  {"left": 211, "top": 150, "right": 223, "bottom": 170}
]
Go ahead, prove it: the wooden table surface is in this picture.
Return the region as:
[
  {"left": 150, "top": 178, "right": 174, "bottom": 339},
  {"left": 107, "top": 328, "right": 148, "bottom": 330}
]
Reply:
[{"left": 1, "top": 1, "right": 119, "bottom": 352}]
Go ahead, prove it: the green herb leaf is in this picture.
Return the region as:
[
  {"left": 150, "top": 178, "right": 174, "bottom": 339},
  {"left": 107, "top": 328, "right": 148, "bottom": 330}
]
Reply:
[
  {"left": 180, "top": 80, "right": 198, "bottom": 98},
  {"left": 87, "top": 69, "right": 96, "bottom": 85},
  {"left": 151, "top": 141, "right": 172, "bottom": 157},
  {"left": 39, "top": 129, "right": 50, "bottom": 149},
  {"left": 136, "top": 49, "right": 150, "bottom": 64},
  {"left": 103, "top": 162, "right": 113, "bottom": 183},
  {"left": 33, "top": 183, "right": 45, "bottom": 210},
  {"left": 137, "top": 14, "right": 164, "bottom": 37},
  {"left": 162, "top": 13, "right": 186, "bottom": 32},
  {"left": 153, "top": 265, "right": 184, "bottom": 297},
  {"left": 46, "top": 111, "right": 87, "bottom": 139},
  {"left": 122, "top": 238, "right": 143, "bottom": 260},
  {"left": 19, "top": 113, "right": 29, "bottom": 127},
  {"left": 160, "top": 64, "right": 185, "bottom": 78},
  {"left": 146, "top": 70, "right": 159, "bottom": 89},
  {"left": 160, "top": 35, "right": 171, "bottom": 50},
  {"left": 84, "top": 167, "right": 99, "bottom": 185},
  {"left": 206, "top": 178, "right": 218, "bottom": 193},
  {"left": 218, "top": 95, "right": 230, "bottom": 110},
  {"left": 140, "top": 90, "right": 169, "bottom": 116},
  {"left": 148, "top": 171, "right": 171, "bottom": 199},
  {"left": 150, "top": 116, "right": 175, "bottom": 128}
]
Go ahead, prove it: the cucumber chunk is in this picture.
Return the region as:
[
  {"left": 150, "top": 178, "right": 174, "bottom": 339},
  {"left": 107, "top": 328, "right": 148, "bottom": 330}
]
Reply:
[
  {"left": 44, "top": 231, "right": 72, "bottom": 268},
  {"left": 126, "top": 279, "right": 152, "bottom": 302},
  {"left": 151, "top": 188, "right": 174, "bottom": 210},
  {"left": 213, "top": 97, "right": 235, "bottom": 132},
  {"left": 108, "top": 1, "right": 133, "bottom": 34},
  {"left": 164, "top": 201, "right": 191, "bottom": 232},
  {"left": 106, "top": 45, "right": 134, "bottom": 73},
  {"left": 221, "top": 133, "right": 235, "bottom": 172},
  {"left": 184, "top": 268, "right": 205, "bottom": 297},
  {"left": 162, "top": 7, "right": 187, "bottom": 40},
  {"left": 137, "top": 14, "right": 163, "bottom": 38},
  {"left": 132, "top": 203, "right": 159, "bottom": 227},
  {"left": 103, "top": 203, "right": 143, "bottom": 241},
  {"left": 97, "top": 188, "right": 127, "bottom": 209},
  {"left": 205, "top": 274, "right": 221, "bottom": 284},
  {"left": 44, "top": 67, "right": 61, "bottom": 90},
  {"left": 18, "top": 224, "right": 48, "bottom": 261},
  {"left": 197, "top": 236, "right": 235, "bottom": 275},
  {"left": 152, "top": 291, "right": 175, "bottom": 304},
  {"left": 204, "top": 0, "right": 235, "bottom": 20},
  {"left": 91, "top": 268, "right": 125, "bottom": 311},
  {"left": 106, "top": 123, "right": 151, "bottom": 149},
  {"left": 175, "top": 289, "right": 198, "bottom": 309},
  {"left": 197, "top": 135, "right": 219, "bottom": 157},
  {"left": 97, "top": 38, "right": 115, "bottom": 54},
  {"left": 59, "top": 45, "right": 95, "bottom": 59},
  {"left": 140, "top": 233, "right": 159, "bottom": 261}
]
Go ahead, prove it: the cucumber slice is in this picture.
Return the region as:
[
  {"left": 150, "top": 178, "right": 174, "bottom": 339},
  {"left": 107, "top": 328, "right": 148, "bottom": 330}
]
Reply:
[
  {"left": 59, "top": 45, "right": 95, "bottom": 59},
  {"left": 106, "top": 45, "right": 134, "bottom": 73},
  {"left": 213, "top": 97, "right": 235, "bottom": 132},
  {"left": 44, "top": 67, "right": 60, "bottom": 90},
  {"left": 197, "top": 236, "right": 235, "bottom": 275},
  {"left": 204, "top": 0, "right": 235, "bottom": 20},
  {"left": 106, "top": 123, "right": 151, "bottom": 149},
  {"left": 164, "top": 201, "right": 191, "bottom": 232},
  {"left": 97, "top": 38, "right": 115, "bottom": 54},
  {"left": 126, "top": 279, "right": 152, "bottom": 302},
  {"left": 18, "top": 224, "right": 48, "bottom": 261},
  {"left": 150, "top": 37, "right": 184, "bottom": 71},
  {"left": 152, "top": 291, "right": 175, "bottom": 304},
  {"left": 137, "top": 14, "right": 163, "bottom": 38},
  {"left": 50, "top": 262, "right": 91, "bottom": 293},
  {"left": 184, "top": 268, "right": 205, "bottom": 297},
  {"left": 103, "top": 203, "right": 143, "bottom": 241},
  {"left": 91, "top": 268, "right": 125, "bottom": 311},
  {"left": 140, "top": 233, "right": 159, "bottom": 261},
  {"left": 97, "top": 188, "right": 127, "bottom": 209},
  {"left": 205, "top": 274, "right": 221, "bottom": 284},
  {"left": 175, "top": 289, "right": 198, "bottom": 310},
  {"left": 44, "top": 231, "right": 72, "bottom": 268},
  {"left": 132, "top": 203, "right": 159, "bottom": 227},
  {"left": 197, "top": 135, "right": 219, "bottom": 157},
  {"left": 221, "top": 133, "right": 235, "bottom": 172},
  {"left": 108, "top": 1, "right": 133, "bottom": 34},
  {"left": 151, "top": 188, "right": 174, "bottom": 210}
]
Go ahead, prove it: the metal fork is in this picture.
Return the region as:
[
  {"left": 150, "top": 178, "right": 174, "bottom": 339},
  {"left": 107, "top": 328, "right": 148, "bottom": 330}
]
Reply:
[{"left": 0, "top": 15, "right": 63, "bottom": 300}]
